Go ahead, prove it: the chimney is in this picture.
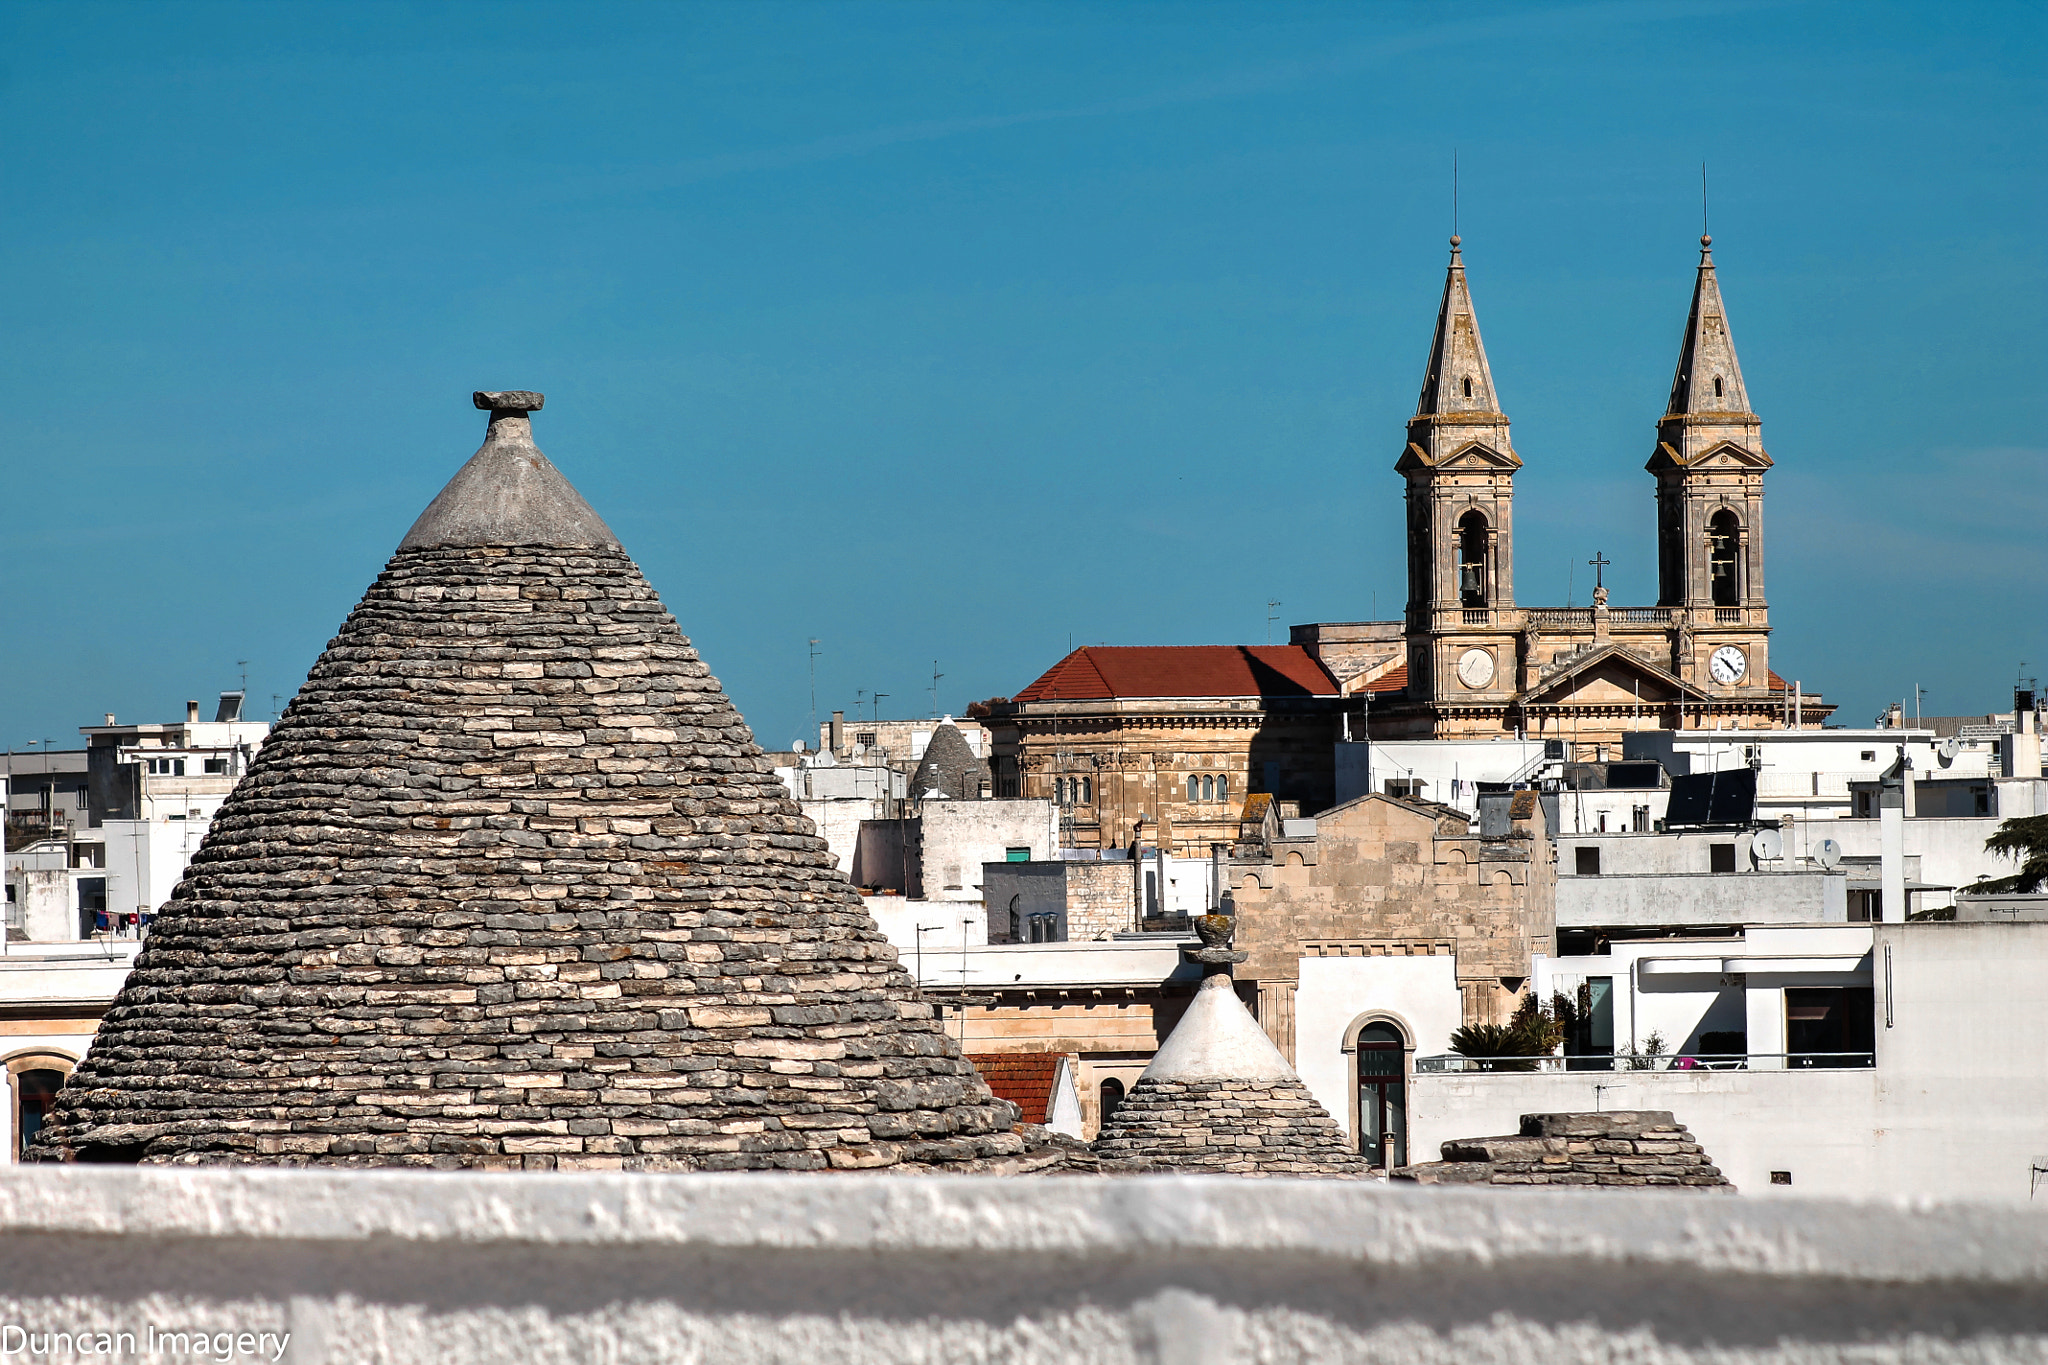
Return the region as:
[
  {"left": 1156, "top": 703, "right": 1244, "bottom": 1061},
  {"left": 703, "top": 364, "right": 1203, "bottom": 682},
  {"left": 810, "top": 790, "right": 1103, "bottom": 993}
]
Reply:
[
  {"left": 104, "top": 713, "right": 116, "bottom": 726},
  {"left": 186, "top": 700, "right": 200, "bottom": 723},
  {"left": 830, "top": 710, "right": 845, "bottom": 753}
]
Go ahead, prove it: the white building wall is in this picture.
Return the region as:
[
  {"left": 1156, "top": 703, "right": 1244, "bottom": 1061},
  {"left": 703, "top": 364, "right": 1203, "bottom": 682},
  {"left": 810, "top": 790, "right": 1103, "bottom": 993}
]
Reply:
[
  {"left": 1293, "top": 955, "right": 1460, "bottom": 1143},
  {"left": 916, "top": 800, "right": 1057, "bottom": 904},
  {"left": 863, "top": 895, "right": 987, "bottom": 964},
  {"left": 3, "top": 1168, "right": 2046, "bottom": 1364},
  {"left": 1414, "top": 923, "right": 2048, "bottom": 1202}
]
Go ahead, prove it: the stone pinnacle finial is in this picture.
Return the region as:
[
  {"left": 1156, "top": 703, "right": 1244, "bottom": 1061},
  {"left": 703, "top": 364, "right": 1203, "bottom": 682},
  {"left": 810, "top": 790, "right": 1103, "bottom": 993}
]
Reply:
[
  {"left": 395, "top": 391, "right": 619, "bottom": 551},
  {"left": 1187, "top": 913, "right": 1248, "bottom": 978},
  {"left": 475, "top": 391, "right": 545, "bottom": 412}
]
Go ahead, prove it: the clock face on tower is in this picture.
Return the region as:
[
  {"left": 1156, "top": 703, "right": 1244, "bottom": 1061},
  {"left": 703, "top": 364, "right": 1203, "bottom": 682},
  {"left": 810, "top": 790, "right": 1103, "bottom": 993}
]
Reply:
[
  {"left": 1708, "top": 645, "right": 1748, "bottom": 685},
  {"left": 1456, "top": 647, "right": 1496, "bottom": 689}
]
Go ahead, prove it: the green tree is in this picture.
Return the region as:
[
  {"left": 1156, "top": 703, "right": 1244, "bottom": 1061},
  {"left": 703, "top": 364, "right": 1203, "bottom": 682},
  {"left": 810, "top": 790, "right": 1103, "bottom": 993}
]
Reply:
[{"left": 1970, "top": 814, "right": 2048, "bottom": 894}]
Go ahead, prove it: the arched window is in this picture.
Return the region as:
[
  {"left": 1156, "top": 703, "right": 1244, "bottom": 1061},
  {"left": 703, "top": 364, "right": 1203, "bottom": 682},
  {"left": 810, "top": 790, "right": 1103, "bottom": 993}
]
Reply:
[
  {"left": 1457, "top": 509, "right": 1490, "bottom": 607},
  {"left": 1356, "top": 1023, "right": 1407, "bottom": 1168},
  {"left": 1081, "top": 777, "right": 1092, "bottom": 805},
  {"left": 1216, "top": 775, "right": 1229, "bottom": 805},
  {"left": 1708, "top": 509, "right": 1741, "bottom": 606},
  {"left": 12, "top": 1065, "right": 67, "bottom": 1161},
  {"left": 1007, "top": 896, "right": 1022, "bottom": 944},
  {"left": 1201, "top": 775, "right": 1214, "bottom": 802},
  {"left": 1186, "top": 775, "right": 1199, "bottom": 802},
  {"left": 1461, "top": 376, "right": 1472, "bottom": 398},
  {"left": 1099, "top": 1076, "right": 1126, "bottom": 1127},
  {"left": 1713, "top": 375, "right": 1724, "bottom": 398}
]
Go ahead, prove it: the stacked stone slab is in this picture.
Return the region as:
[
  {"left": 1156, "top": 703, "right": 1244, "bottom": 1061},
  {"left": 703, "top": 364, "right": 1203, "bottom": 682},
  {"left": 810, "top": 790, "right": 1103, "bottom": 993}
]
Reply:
[
  {"left": 29, "top": 392, "right": 1025, "bottom": 1171},
  {"left": 1092, "top": 917, "right": 1366, "bottom": 1177},
  {"left": 1393, "top": 1110, "right": 1732, "bottom": 1190}
]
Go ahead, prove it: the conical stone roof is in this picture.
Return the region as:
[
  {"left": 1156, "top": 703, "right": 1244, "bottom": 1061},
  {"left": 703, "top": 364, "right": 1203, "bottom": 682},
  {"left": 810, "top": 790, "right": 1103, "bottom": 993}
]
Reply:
[
  {"left": 1093, "top": 929, "right": 1366, "bottom": 1177},
  {"left": 909, "top": 720, "right": 987, "bottom": 800},
  {"left": 31, "top": 392, "right": 1025, "bottom": 1172}
]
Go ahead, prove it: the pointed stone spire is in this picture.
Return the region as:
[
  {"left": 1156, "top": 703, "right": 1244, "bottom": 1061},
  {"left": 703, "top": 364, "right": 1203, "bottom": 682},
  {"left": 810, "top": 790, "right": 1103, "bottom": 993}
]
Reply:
[
  {"left": 1415, "top": 236, "right": 1504, "bottom": 418},
  {"left": 1092, "top": 916, "right": 1365, "bottom": 1176},
  {"left": 28, "top": 392, "right": 1028, "bottom": 1173},
  {"left": 1664, "top": 237, "right": 1753, "bottom": 419},
  {"left": 1650, "top": 235, "right": 1770, "bottom": 471}
]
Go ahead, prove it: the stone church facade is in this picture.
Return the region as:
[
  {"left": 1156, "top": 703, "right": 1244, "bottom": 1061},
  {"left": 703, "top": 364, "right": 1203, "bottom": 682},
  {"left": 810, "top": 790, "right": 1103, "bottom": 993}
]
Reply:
[{"left": 991, "top": 235, "right": 1832, "bottom": 851}]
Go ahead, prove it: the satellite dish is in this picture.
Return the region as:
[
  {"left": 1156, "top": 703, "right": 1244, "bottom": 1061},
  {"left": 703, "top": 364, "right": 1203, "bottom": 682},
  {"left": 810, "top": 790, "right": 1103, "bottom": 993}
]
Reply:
[
  {"left": 1939, "top": 736, "right": 1961, "bottom": 762},
  {"left": 1753, "top": 828, "right": 1783, "bottom": 861},
  {"left": 1814, "top": 838, "right": 1842, "bottom": 870}
]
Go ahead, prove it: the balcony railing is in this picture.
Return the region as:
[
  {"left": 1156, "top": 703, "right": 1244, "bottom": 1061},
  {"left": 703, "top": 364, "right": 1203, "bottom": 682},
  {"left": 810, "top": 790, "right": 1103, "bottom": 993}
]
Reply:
[
  {"left": 1415, "top": 1052, "right": 1875, "bottom": 1073},
  {"left": 1524, "top": 608, "right": 1592, "bottom": 627}
]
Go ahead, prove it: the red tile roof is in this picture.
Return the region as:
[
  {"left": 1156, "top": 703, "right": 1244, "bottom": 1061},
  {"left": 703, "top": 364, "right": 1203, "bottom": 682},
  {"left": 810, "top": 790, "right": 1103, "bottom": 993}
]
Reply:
[
  {"left": 1015, "top": 646, "right": 1339, "bottom": 703},
  {"left": 1364, "top": 664, "right": 1408, "bottom": 694},
  {"left": 966, "top": 1053, "right": 1061, "bottom": 1124}
]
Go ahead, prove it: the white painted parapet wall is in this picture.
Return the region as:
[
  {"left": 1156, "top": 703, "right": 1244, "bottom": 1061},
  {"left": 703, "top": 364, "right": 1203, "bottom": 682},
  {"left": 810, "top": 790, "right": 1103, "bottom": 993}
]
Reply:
[{"left": 1, "top": 1168, "right": 2045, "bottom": 1363}]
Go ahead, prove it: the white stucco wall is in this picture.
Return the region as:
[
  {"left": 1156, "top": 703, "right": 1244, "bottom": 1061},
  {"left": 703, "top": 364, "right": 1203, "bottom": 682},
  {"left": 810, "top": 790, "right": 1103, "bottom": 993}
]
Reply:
[
  {"left": 917, "top": 799, "right": 1057, "bottom": 901},
  {"left": 0, "top": 1168, "right": 2043, "bottom": 1364},
  {"left": 1293, "top": 955, "right": 1460, "bottom": 1142},
  {"left": 1417, "top": 923, "right": 2048, "bottom": 1203}
]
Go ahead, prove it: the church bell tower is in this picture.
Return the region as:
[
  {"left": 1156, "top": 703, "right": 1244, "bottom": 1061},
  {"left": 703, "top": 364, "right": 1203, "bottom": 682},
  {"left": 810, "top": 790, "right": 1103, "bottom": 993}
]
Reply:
[
  {"left": 1649, "top": 235, "right": 1772, "bottom": 691},
  {"left": 1398, "top": 236, "right": 1521, "bottom": 704}
]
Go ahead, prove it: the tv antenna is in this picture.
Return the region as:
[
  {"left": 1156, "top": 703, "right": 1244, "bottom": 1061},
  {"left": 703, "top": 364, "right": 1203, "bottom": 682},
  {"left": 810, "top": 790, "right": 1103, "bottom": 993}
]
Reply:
[
  {"left": 808, "top": 639, "right": 821, "bottom": 740},
  {"left": 930, "top": 661, "right": 944, "bottom": 720},
  {"left": 1266, "top": 600, "right": 1283, "bottom": 646}
]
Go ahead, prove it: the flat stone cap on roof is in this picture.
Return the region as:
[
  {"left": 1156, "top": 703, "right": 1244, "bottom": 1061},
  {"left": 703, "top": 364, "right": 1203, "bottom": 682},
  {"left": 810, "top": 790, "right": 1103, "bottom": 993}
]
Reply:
[
  {"left": 399, "top": 396, "right": 620, "bottom": 551},
  {"left": 475, "top": 390, "right": 544, "bottom": 410}
]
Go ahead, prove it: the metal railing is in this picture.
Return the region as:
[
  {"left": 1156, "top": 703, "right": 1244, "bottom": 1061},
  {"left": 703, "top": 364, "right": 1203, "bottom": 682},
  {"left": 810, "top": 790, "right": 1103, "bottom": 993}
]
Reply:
[{"left": 1415, "top": 1052, "right": 1875, "bottom": 1074}]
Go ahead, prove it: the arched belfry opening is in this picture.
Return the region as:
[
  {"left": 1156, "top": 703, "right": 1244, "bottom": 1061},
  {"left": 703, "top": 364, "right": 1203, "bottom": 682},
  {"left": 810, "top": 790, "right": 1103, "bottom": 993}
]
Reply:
[
  {"left": 1457, "top": 509, "right": 1490, "bottom": 607},
  {"left": 1708, "top": 509, "right": 1741, "bottom": 606}
]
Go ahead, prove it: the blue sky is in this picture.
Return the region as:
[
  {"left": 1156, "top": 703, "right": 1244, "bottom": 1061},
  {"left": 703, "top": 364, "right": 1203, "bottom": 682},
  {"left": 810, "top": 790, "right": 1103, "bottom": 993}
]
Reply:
[{"left": 3, "top": 0, "right": 2042, "bottom": 750}]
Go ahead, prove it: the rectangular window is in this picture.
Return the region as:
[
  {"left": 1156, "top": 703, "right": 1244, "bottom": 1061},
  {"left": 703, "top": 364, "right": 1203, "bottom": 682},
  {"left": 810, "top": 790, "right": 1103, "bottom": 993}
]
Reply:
[
  {"left": 1848, "top": 889, "right": 1880, "bottom": 923},
  {"left": 203, "top": 758, "right": 229, "bottom": 775},
  {"left": 856, "top": 732, "right": 877, "bottom": 747},
  {"left": 1005, "top": 847, "right": 1030, "bottom": 863},
  {"left": 1575, "top": 846, "right": 1601, "bottom": 876},
  {"left": 1786, "top": 987, "right": 1875, "bottom": 1067},
  {"left": 1710, "top": 843, "right": 1737, "bottom": 873}
]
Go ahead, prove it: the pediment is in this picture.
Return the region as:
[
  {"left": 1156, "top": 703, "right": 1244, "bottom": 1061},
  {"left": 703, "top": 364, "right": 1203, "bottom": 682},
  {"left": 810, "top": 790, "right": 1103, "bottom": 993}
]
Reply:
[
  {"left": 1520, "top": 644, "right": 1703, "bottom": 707},
  {"left": 1437, "top": 441, "right": 1520, "bottom": 471},
  {"left": 1693, "top": 441, "right": 1772, "bottom": 469},
  {"left": 1399, "top": 440, "right": 1522, "bottom": 474},
  {"left": 1646, "top": 439, "right": 1773, "bottom": 474}
]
